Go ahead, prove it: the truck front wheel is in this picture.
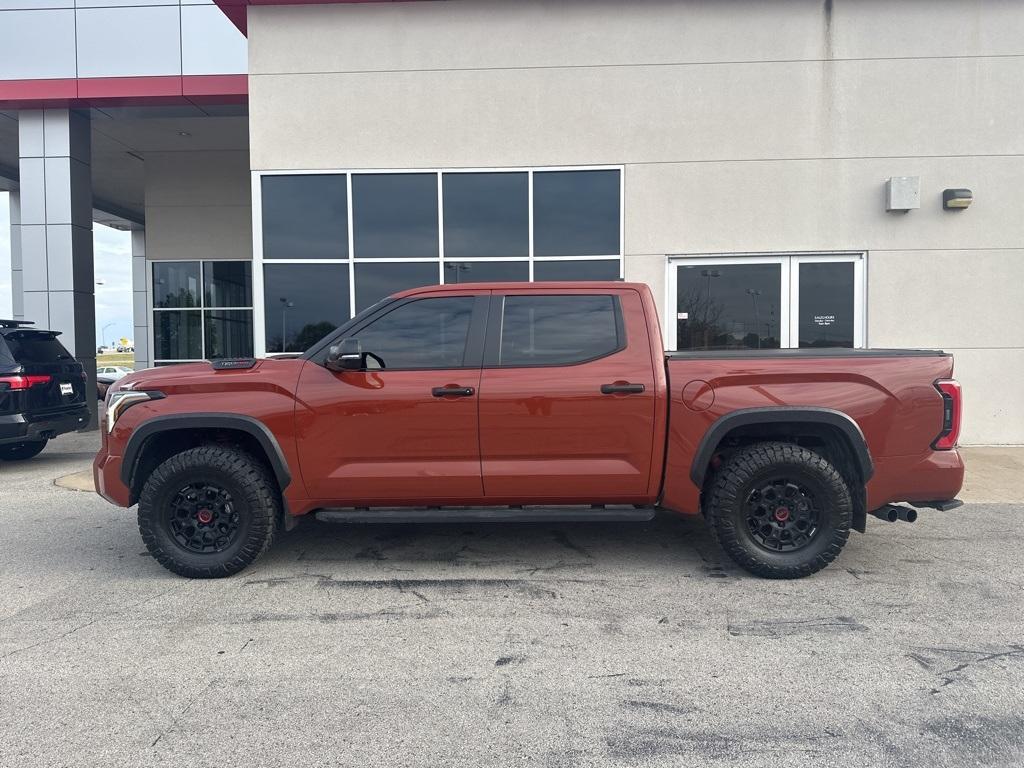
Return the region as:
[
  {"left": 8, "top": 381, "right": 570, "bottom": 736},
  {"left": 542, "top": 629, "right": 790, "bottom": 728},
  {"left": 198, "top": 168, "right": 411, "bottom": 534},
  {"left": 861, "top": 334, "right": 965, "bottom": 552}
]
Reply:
[
  {"left": 704, "top": 442, "right": 852, "bottom": 579},
  {"left": 137, "top": 445, "right": 279, "bottom": 578}
]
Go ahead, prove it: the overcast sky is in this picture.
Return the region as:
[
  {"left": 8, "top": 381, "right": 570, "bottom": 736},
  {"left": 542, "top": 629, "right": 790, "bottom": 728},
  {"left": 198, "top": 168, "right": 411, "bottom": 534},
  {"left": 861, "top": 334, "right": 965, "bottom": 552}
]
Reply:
[{"left": 0, "top": 191, "right": 134, "bottom": 345}]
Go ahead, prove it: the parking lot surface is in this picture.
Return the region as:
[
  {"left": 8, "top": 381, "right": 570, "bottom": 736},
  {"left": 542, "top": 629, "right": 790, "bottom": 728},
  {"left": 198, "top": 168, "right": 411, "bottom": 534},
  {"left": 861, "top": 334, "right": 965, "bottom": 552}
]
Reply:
[{"left": 1, "top": 432, "right": 1022, "bottom": 768}]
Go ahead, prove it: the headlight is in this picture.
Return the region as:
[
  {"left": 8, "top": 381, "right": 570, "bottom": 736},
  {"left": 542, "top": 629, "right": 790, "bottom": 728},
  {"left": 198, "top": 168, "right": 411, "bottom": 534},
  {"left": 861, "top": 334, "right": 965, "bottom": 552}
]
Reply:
[{"left": 106, "top": 390, "right": 163, "bottom": 433}]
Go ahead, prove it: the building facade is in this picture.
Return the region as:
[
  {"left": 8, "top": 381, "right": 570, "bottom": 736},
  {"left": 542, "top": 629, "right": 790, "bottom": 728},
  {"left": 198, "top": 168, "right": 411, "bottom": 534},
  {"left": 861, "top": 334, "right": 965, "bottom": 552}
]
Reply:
[{"left": 2, "top": 0, "right": 1022, "bottom": 443}]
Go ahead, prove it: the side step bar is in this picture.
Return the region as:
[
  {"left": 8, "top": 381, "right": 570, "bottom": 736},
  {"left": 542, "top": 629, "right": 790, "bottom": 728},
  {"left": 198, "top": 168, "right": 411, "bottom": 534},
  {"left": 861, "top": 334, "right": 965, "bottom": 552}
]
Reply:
[{"left": 315, "top": 505, "right": 657, "bottom": 524}]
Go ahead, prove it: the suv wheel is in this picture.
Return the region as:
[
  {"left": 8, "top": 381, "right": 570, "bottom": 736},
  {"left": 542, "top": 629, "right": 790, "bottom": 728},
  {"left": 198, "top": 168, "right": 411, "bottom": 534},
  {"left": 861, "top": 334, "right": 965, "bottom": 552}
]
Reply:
[
  {"left": 138, "top": 445, "right": 279, "bottom": 578},
  {"left": 704, "top": 442, "right": 852, "bottom": 579},
  {"left": 0, "top": 439, "right": 48, "bottom": 461}
]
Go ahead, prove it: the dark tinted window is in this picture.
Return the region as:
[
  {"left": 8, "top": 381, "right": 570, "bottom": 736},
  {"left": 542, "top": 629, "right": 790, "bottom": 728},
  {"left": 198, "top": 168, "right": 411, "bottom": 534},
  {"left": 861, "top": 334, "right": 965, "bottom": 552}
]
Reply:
[
  {"left": 355, "top": 297, "right": 474, "bottom": 369},
  {"left": 205, "top": 310, "right": 254, "bottom": 359},
  {"left": 261, "top": 175, "right": 348, "bottom": 260},
  {"left": 798, "top": 262, "right": 855, "bottom": 348},
  {"left": 3, "top": 331, "right": 75, "bottom": 363},
  {"left": 354, "top": 262, "right": 439, "bottom": 312},
  {"left": 153, "top": 261, "right": 200, "bottom": 308},
  {"left": 203, "top": 261, "right": 252, "bottom": 307},
  {"left": 264, "top": 263, "right": 349, "bottom": 353},
  {"left": 443, "top": 261, "right": 528, "bottom": 284},
  {"left": 352, "top": 173, "right": 438, "bottom": 258},
  {"left": 675, "top": 264, "right": 781, "bottom": 351},
  {"left": 442, "top": 172, "right": 528, "bottom": 258},
  {"left": 533, "top": 170, "right": 620, "bottom": 257},
  {"left": 533, "top": 259, "right": 620, "bottom": 281},
  {"left": 155, "top": 311, "right": 202, "bottom": 360},
  {"left": 499, "top": 295, "right": 622, "bottom": 366}
]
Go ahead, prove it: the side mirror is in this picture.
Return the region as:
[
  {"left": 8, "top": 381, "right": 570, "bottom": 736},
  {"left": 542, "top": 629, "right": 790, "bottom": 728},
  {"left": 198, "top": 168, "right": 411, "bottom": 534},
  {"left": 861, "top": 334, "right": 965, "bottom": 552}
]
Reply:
[{"left": 326, "top": 338, "right": 366, "bottom": 372}]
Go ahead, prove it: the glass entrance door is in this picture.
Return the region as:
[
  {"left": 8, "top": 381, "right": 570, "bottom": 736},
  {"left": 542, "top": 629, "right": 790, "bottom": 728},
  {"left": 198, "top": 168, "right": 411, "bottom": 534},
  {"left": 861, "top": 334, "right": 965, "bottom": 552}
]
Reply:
[{"left": 667, "top": 254, "right": 863, "bottom": 351}]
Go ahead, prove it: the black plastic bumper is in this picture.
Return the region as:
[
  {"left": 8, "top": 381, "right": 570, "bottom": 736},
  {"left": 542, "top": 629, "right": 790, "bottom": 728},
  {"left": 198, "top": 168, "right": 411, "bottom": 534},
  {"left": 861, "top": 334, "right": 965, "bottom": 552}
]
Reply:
[{"left": 0, "top": 406, "right": 90, "bottom": 445}]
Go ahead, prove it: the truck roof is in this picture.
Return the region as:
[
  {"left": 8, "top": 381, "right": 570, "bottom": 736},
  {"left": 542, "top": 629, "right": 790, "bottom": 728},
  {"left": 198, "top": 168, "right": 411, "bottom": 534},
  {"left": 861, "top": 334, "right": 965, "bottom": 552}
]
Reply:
[{"left": 393, "top": 281, "right": 641, "bottom": 298}]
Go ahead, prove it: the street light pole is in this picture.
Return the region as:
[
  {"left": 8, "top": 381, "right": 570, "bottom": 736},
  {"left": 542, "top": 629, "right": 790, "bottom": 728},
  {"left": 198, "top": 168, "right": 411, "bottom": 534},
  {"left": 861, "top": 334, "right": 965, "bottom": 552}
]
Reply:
[
  {"left": 280, "top": 298, "right": 294, "bottom": 352},
  {"left": 746, "top": 289, "right": 762, "bottom": 349}
]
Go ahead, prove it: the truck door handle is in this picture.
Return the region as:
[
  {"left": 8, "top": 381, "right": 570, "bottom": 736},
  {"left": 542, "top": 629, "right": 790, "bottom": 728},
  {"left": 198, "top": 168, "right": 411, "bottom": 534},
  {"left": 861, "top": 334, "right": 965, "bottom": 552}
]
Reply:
[
  {"left": 601, "top": 383, "right": 646, "bottom": 395},
  {"left": 432, "top": 386, "right": 475, "bottom": 397}
]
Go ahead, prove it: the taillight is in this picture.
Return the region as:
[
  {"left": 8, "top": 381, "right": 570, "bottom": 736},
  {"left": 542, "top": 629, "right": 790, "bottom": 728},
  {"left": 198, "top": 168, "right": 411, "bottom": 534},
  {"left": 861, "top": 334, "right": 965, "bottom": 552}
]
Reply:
[
  {"left": 932, "top": 379, "right": 962, "bottom": 450},
  {"left": 0, "top": 375, "right": 52, "bottom": 391}
]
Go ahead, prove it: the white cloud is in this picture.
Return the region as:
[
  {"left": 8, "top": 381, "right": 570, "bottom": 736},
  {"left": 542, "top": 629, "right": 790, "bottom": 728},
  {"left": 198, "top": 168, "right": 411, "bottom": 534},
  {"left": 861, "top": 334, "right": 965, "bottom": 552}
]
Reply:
[{"left": 93, "top": 224, "right": 133, "bottom": 346}]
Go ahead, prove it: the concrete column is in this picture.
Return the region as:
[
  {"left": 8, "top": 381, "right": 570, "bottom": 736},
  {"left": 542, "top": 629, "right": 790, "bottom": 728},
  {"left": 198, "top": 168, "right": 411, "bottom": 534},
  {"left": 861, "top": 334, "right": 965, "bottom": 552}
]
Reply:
[
  {"left": 18, "top": 109, "right": 97, "bottom": 427},
  {"left": 8, "top": 191, "right": 23, "bottom": 319},
  {"left": 131, "top": 229, "right": 150, "bottom": 370}
]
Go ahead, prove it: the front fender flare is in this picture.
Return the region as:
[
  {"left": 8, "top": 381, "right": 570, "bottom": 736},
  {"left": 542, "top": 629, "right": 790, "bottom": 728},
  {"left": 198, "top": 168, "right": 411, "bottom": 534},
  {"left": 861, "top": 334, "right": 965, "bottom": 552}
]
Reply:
[{"left": 120, "top": 413, "right": 292, "bottom": 491}]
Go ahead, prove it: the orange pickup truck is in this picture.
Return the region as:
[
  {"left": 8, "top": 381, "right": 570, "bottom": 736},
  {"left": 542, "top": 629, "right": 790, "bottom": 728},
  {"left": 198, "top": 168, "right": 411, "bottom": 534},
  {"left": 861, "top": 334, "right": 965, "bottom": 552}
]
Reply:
[{"left": 94, "top": 282, "right": 964, "bottom": 579}]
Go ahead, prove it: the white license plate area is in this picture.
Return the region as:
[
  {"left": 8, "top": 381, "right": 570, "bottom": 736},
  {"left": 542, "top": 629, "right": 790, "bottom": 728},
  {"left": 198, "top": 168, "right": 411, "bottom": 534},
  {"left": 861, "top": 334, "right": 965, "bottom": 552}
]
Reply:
[{"left": 60, "top": 382, "right": 74, "bottom": 396}]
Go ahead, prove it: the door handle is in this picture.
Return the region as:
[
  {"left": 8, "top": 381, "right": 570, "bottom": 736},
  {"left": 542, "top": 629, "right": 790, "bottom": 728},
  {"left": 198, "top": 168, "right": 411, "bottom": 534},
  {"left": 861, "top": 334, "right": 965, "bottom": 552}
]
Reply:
[
  {"left": 432, "top": 386, "right": 476, "bottom": 397},
  {"left": 601, "top": 383, "right": 646, "bottom": 395}
]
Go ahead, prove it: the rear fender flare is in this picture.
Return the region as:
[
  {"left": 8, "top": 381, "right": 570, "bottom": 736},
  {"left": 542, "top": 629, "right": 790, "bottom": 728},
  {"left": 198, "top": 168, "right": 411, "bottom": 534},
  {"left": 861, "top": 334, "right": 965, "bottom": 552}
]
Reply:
[{"left": 690, "top": 406, "right": 874, "bottom": 487}]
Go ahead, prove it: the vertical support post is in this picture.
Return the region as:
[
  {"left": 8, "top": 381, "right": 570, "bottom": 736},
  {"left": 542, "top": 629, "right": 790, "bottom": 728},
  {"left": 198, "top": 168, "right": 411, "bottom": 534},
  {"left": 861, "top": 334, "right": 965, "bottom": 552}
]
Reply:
[
  {"left": 18, "top": 109, "right": 97, "bottom": 428},
  {"left": 9, "top": 191, "right": 23, "bottom": 319},
  {"left": 131, "top": 229, "right": 150, "bottom": 370}
]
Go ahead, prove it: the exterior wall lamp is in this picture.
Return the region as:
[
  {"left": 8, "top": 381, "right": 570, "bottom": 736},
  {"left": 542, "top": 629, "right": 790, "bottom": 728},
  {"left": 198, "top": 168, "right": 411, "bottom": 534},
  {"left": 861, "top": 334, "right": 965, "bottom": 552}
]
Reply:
[{"left": 943, "top": 188, "right": 973, "bottom": 210}]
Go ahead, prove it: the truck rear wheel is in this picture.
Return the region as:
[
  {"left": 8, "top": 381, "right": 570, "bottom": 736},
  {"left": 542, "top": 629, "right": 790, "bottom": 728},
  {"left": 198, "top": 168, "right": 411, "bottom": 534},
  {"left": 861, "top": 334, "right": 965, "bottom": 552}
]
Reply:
[
  {"left": 704, "top": 442, "right": 852, "bottom": 579},
  {"left": 137, "top": 445, "right": 279, "bottom": 578},
  {"left": 0, "top": 439, "right": 47, "bottom": 461}
]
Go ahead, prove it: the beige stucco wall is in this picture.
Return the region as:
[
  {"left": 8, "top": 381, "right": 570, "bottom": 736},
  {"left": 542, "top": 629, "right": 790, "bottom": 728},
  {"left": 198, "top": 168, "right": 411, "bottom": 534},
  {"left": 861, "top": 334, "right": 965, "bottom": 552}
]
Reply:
[
  {"left": 247, "top": 0, "right": 1024, "bottom": 444},
  {"left": 144, "top": 149, "right": 252, "bottom": 262}
]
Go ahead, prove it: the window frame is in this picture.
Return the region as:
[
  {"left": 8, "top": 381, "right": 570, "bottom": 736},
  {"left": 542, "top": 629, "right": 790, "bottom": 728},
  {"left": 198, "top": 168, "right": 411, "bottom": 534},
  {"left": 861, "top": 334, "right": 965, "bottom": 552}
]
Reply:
[
  {"left": 482, "top": 292, "right": 627, "bottom": 369},
  {"left": 664, "top": 252, "right": 866, "bottom": 351},
  {"left": 149, "top": 259, "right": 255, "bottom": 365},
  {"left": 253, "top": 166, "right": 624, "bottom": 358}
]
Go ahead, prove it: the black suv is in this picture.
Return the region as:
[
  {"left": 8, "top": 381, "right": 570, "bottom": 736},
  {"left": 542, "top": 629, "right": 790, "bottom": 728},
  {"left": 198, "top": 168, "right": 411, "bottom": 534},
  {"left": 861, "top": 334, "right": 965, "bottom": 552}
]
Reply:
[{"left": 0, "top": 320, "right": 89, "bottom": 461}]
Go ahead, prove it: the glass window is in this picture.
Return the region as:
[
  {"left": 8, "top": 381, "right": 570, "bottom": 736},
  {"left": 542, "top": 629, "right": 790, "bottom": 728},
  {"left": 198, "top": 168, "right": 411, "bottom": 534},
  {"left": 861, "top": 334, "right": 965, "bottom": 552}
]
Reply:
[
  {"left": 354, "top": 297, "right": 474, "bottom": 369},
  {"left": 533, "top": 259, "right": 620, "bottom": 282},
  {"left": 675, "top": 264, "right": 781, "bottom": 351},
  {"left": 153, "top": 262, "right": 200, "bottom": 308},
  {"left": 352, "top": 173, "right": 438, "bottom": 259},
  {"left": 499, "top": 295, "right": 622, "bottom": 366},
  {"left": 442, "top": 172, "right": 528, "bottom": 258},
  {"left": 354, "top": 262, "right": 439, "bottom": 313},
  {"left": 203, "top": 261, "right": 252, "bottom": 307},
  {"left": 533, "top": 170, "right": 620, "bottom": 257},
  {"left": 204, "top": 310, "right": 254, "bottom": 359},
  {"left": 264, "top": 263, "right": 349, "bottom": 353},
  {"left": 261, "top": 175, "right": 348, "bottom": 260},
  {"left": 155, "top": 311, "right": 202, "bottom": 360},
  {"left": 443, "top": 261, "right": 528, "bottom": 284},
  {"left": 798, "top": 262, "right": 855, "bottom": 348}
]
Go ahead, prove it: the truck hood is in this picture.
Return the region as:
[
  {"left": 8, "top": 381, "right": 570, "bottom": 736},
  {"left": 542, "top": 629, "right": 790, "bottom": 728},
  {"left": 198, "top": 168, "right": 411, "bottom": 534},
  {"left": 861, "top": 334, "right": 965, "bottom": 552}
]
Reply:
[{"left": 112, "top": 358, "right": 305, "bottom": 397}]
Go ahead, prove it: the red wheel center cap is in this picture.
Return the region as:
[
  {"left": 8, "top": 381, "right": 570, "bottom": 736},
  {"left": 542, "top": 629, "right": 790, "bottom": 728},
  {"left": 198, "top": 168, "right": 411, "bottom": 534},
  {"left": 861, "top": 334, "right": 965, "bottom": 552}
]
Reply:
[
  {"left": 196, "top": 509, "right": 214, "bottom": 524},
  {"left": 774, "top": 507, "right": 790, "bottom": 522}
]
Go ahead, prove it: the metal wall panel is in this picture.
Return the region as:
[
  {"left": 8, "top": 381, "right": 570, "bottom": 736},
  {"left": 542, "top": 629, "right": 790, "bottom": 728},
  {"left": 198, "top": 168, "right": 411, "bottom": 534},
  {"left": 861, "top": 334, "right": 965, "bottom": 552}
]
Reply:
[
  {"left": 76, "top": 6, "right": 182, "bottom": 78},
  {"left": 181, "top": 4, "right": 247, "bottom": 76},
  {"left": 0, "top": 10, "right": 77, "bottom": 79}
]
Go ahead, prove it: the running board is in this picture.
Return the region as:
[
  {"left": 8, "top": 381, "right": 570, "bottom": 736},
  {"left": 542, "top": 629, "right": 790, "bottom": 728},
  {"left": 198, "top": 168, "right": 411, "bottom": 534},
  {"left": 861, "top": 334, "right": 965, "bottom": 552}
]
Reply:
[{"left": 315, "top": 505, "right": 657, "bottom": 524}]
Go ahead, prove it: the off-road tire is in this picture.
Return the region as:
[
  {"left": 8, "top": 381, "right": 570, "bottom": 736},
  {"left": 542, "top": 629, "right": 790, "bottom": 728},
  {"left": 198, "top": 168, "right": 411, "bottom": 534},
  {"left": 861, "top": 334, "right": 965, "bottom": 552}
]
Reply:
[
  {"left": 138, "top": 445, "right": 279, "bottom": 578},
  {"left": 0, "top": 439, "right": 48, "bottom": 461},
  {"left": 705, "top": 441, "right": 852, "bottom": 579}
]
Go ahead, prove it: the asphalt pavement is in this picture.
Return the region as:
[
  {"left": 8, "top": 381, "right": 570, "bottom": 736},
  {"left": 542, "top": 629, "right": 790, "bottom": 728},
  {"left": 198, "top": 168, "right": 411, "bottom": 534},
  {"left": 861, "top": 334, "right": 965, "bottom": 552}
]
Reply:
[{"left": 0, "top": 431, "right": 1022, "bottom": 767}]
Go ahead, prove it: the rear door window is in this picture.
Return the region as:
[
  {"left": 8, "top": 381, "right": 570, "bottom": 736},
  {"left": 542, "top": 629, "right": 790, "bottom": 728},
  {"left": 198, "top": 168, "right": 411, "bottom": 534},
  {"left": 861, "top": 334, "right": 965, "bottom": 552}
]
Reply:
[
  {"left": 497, "top": 295, "right": 623, "bottom": 366},
  {"left": 4, "top": 332, "right": 75, "bottom": 364}
]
